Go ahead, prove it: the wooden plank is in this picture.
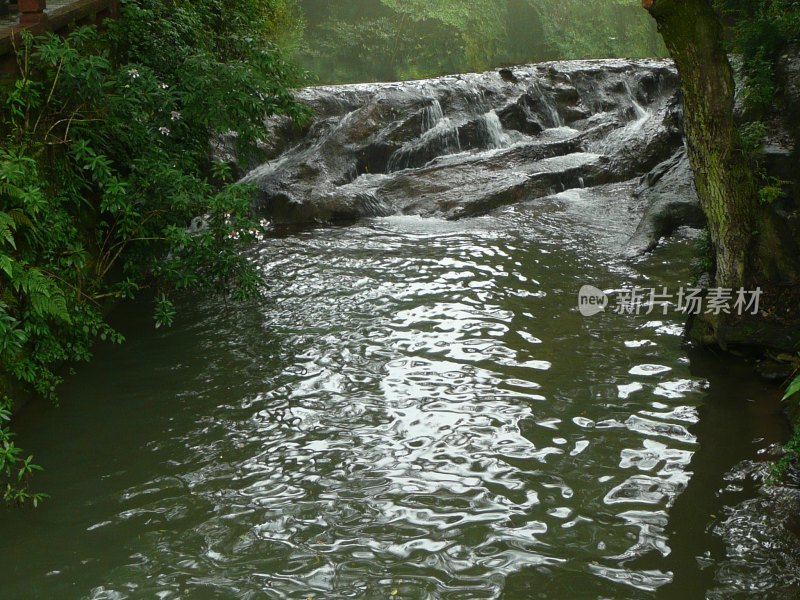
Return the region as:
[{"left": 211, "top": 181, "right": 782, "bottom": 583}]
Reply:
[{"left": 0, "top": 0, "right": 115, "bottom": 58}]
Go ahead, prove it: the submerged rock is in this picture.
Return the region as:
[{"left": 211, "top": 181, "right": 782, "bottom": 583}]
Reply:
[{"left": 242, "top": 59, "right": 690, "bottom": 229}]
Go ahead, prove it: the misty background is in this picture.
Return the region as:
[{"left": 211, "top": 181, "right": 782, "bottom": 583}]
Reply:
[{"left": 279, "top": 0, "right": 666, "bottom": 84}]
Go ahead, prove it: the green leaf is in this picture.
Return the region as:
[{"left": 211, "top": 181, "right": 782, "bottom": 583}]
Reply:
[{"left": 783, "top": 375, "right": 800, "bottom": 401}]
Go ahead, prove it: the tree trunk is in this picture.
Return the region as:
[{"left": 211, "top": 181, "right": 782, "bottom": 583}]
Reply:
[{"left": 643, "top": 0, "right": 799, "bottom": 291}]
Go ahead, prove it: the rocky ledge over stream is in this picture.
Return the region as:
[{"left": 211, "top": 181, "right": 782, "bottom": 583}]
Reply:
[{"left": 229, "top": 59, "right": 705, "bottom": 254}]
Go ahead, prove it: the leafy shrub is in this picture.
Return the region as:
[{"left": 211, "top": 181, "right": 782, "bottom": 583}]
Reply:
[
  {"left": 1, "top": 396, "right": 46, "bottom": 506},
  {"left": 717, "top": 0, "right": 800, "bottom": 116},
  {"left": 771, "top": 374, "right": 800, "bottom": 481},
  {"left": 0, "top": 0, "right": 309, "bottom": 504},
  {"left": 739, "top": 120, "right": 767, "bottom": 155},
  {"left": 758, "top": 176, "right": 790, "bottom": 205}
]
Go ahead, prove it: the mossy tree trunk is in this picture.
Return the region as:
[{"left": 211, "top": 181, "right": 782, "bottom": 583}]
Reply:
[{"left": 643, "top": 0, "right": 799, "bottom": 294}]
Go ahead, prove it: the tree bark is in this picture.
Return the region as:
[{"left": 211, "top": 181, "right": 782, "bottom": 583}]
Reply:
[{"left": 643, "top": 0, "right": 799, "bottom": 291}]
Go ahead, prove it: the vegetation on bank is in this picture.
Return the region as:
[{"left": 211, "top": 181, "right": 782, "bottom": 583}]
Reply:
[
  {"left": 774, "top": 374, "right": 800, "bottom": 480},
  {"left": 0, "top": 0, "right": 308, "bottom": 504},
  {"left": 721, "top": 0, "right": 800, "bottom": 205},
  {"left": 719, "top": 0, "right": 800, "bottom": 115}
]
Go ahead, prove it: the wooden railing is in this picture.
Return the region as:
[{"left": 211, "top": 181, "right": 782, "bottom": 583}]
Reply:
[{"left": 1, "top": 0, "right": 120, "bottom": 73}]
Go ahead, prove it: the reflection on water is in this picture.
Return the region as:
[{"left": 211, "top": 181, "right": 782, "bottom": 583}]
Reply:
[{"left": 0, "top": 198, "right": 795, "bottom": 599}]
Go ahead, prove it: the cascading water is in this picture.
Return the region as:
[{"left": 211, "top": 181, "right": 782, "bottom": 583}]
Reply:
[
  {"left": 243, "top": 59, "right": 683, "bottom": 223},
  {"left": 462, "top": 81, "right": 491, "bottom": 113},
  {"left": 529, "top": 79, "right": 564, "bottom": 128},
  {"left": 387, "top": 115, "right": 463, "bottom": 172},
  {"left": 625, "top": 80, "right": 650, "bottom": 126},
  {"left": 421, "top": 99, "right": 445, "bottom": 133},
  {"left": 388, "top": 101, "right": 517, "bottom": 172},
  {"left": 588, "top": 79, "right": 653, "bottom": 156},
  {"left": 479, "top": 110, "right": 513, "bottom": 149}
]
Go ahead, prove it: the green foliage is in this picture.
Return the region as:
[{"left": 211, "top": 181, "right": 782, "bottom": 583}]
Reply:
[
  {"left": 720, "top": 0, "right": 800, "bottom": 206},
  {"left": 740, "top": 122, "right": 791, "bottom": 204},
  {"left": 771, "top": 423, "right": 800, "bottom": 482},
  {"left": 717, "top": 0, "right": 800, "bottom": 116},
  {"left": 295, "top": 0, "right": 665, "bottom": 84},
  {"left": 739, "top": 120, "right": 767, "bottom": 154},
  {"left": 738, "top": 121, "right": 792, "bottom": 205},
  {"left": 770, "top": 373, "right": 800, "bottom": 482},
  {"left": 527, "top": 0, "right": 664, "bottom": 62},
  {"left": 758, "top": 175, "right": 791, "bottom": 205},
  {"left": 0, "top": 0, "right": 308, "bottom": 504},
  {"left": 0, "top": 397, "right": 47, "bottom": 507},
  {"left": 153, "top": 294, "right": 176, "bottom": 328},
  {"left": 691, "top": 228, "right": 716, "bottom": 282},
  {"left": 296, "top": 1, "right": 496, "bottom": 82},
  {"left": 380, "top": 0, "right": 508, "bottom": 71},
  {"left": 784, "top": 374, "right": 800, "bottom": 401}
]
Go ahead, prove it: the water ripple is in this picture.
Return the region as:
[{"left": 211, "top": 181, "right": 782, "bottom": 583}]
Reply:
[{"left": 4, "top": 211, "right": 781, "bottom": 600}]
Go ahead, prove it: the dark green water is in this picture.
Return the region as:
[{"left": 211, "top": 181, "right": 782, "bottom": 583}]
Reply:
[{"left": 1, "top": 189, "right": 797, "bottom": 599}]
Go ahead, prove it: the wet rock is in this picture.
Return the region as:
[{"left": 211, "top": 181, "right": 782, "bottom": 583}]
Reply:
[
  {"left": 498, "top": 68, "right": 519, "bottom": 84},
  {"left": 762, "top": 144, "right": 795, "bottom": 184},
  {"left": 627, "top": 149, "right": 706, "bottom": 255},
  {"left": 383, "top": 151, "right": 612, "bottom": 219},
  {"left": 496, "top": 95, "right": 546, "bottom": 135},
  {"left": 785, "top": 511, "right": 800, "bottom": 539},
  {"left": 756, "top": 358, "right": 798, "bottom": 382},
  {"left": 241, "top": 59, "right": 685, "bottom": 225}
]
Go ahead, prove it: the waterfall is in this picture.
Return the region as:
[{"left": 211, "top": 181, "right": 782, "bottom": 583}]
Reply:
[
  {"left": 479, "top": 110, "right": 512, "bottom": 149},
  {"left": 388, "top": 116, "right": 462, "bottom": 172},
  {"left": 623, "top": 81, "right": 649, "bottom": 125},
  {"left": 422, "top": 99, "right": 445, "bottom": 133},
  {"left": 243, "top": 58, "right": 685, "bottom": 228},
  {"left": 463, "top": 82, "right": 491, "bottom": 113},
  {"left": 530, "top": 80, "right": 563, "bottom": 128},
  {"left": 587, "top": 79, "right": 651, "bottom": 155}
]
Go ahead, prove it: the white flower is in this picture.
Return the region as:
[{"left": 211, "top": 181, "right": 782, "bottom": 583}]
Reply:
[
  {"left": 160, "top": 82, "right": 169, "bottom": 89},
  {"left": 170, "top": 111, "right": 181, "bottom": 121},
  {"left": 128, "top": 68, "right": 140, "bottom": 79},
  {"left": 158, "top": 126, "right": 171, "bottom": 136}
]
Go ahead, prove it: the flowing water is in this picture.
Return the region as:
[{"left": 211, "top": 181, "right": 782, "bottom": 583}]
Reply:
[{"left": 1, "top": 191, "right": 798, "bottom": 599}]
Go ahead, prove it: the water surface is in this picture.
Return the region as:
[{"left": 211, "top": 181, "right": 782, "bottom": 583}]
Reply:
[{"left": 1, "top": 193, "right": 796, "bottom": 599}]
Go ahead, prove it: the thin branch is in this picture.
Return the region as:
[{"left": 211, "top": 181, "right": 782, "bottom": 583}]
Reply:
[{"left": 31, "top": 58, "right": 64, "bottom": 140}]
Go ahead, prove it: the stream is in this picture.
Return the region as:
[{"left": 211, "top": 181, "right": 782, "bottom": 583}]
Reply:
[
  {"left": 2, "top": 210, "right": 798, "bottom": 598},
  {"left": 2, "top": 60, "right": 800, "bottom": 599}
]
